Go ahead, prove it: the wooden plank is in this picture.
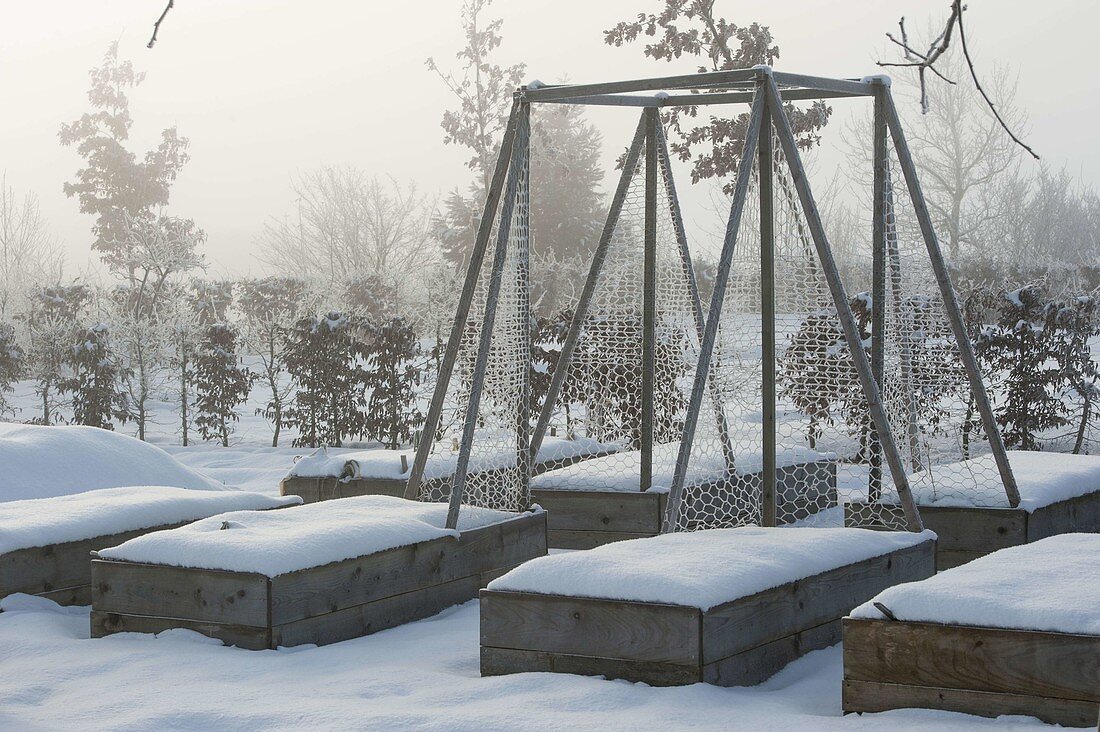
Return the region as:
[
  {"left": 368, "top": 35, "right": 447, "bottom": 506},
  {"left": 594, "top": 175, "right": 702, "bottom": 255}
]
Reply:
[
  {"left": 935, "top": 549, "right": 987, "bottom": 571},
  {"left": 36, "top": 584, "right": 92, "bottom": 606},
  {"left": 480, "top": 590, "right": 701, "bottom": 665},
  {"left": 1027, "top": 489, "right": 1100, "bottom": 542},
  {"left": 917, "top": 505, "right": 1027, "bottom": 552},
  {"left": 770, "top": 72, "right": 873, "bottom": 96},
  {"left": 703, "top": 619, "right": 841, "bottom": 687},
  {"left": 531, "top": 489, "right": 663, "bottom": 533},
  {"left": 843, "top": 679, "right": 1099, "bottom": 728},
  {"left": 1, "top": 521, "right": 192, "bottom": 599},
  {"left": 546, "top": 529, "right": 656, "bottom": 550},
  {"left": 91, "top": 560, "right": 270, "bottom": 627},
  {"left": 269, "top": 511, "right": 545, "bottom": 625},
  {"left": 333, "top": 477, "right": 411, "bottom": 500},
  {"left": 280, "top": 477, "right": 321, "bottom": 503},
  {"left": 523, "top": 69, "right": 759, "bottom": 102},
  {"left": 702, "top": 539, "right": 934, "bottom": 662},
  {"left": 480, "top": 646, "right": 701, "bottom": 686},
  {"left": 90, "top": 610, "right": 271, "bottom": 650},
  {"left": 844, "top": 618, "right": 1100, "bottom": 702}
]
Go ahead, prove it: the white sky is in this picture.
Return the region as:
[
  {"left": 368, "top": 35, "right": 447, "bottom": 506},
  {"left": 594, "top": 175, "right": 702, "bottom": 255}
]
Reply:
[{"left": 1, "top": 0, "right": 1097, "bottom": 278}]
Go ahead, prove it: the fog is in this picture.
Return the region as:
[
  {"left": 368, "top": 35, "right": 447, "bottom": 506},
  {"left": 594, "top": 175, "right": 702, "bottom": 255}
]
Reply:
[{"left": 2, "top": 0, "right": 1097, "bottom": 276}]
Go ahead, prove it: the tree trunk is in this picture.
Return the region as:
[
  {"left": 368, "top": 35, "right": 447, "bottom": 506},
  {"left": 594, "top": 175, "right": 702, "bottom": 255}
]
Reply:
[
  {"left": 180, "top": 347, "right": 189, "bottom": 447},
  {"left": 41, "top": 384, "right": 50, "bottom": 426}
]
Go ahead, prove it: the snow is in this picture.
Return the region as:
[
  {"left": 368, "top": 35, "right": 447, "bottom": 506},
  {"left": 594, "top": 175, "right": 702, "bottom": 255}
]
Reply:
[
  {"left": 98, "top": 495, "right": 533, "bottom": 577},
  {"left": 851, "top": 533, "right": 1100, "bottom": 636},
  {"left": 859, "top": 74, "right": 892, "bottom": 86},
  {"left": 531, "top": 442, "right": 834, "bottom": 493},
  {"left": 903, "top": 450, "right": 1100, "bottom": 510},
  {"left": 163, "top": 444, "right": 352, "bottom": 496},
  {"left": 0, "top": 423, "right": 226, "bottom": 502},
  {"left": 0, "top": 487, "right": 300, "bottom": 554},
  {"left": 489, "top": 526, "right": 935, "bottom": 611},
  {"left": 288, "top": 436, "right": 617, "bottom": 481}
]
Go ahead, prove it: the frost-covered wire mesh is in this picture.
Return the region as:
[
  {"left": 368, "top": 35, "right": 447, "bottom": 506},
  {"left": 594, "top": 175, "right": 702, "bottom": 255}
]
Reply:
[
  {"left": 414, "top": 132, "right": 532, "bottom": 513},
  {"left": 528, "top": 127, "right": 721, "bottom": 497}
]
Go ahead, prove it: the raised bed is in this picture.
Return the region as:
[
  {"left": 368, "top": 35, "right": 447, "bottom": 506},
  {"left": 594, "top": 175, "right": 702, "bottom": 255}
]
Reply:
[
  {"left": 91, "top": 495, "right": 547, "bottom": 649},
  {"left": 481, "top": 526, "right": 935, "bottom": 686},
  {"left": 847, "top": 451, "right": 1100, "bottom": 569},
  {"left": 0, "top": 486, "right": 299, "bottom": 605},
  {"left": 843, "top": 534, "right": 1100, "bottom": 727}
]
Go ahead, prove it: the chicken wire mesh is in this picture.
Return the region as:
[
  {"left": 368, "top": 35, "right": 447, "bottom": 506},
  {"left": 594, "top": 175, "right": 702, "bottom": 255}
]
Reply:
[{"left": 411, "top": 116, "right": 532, "bottom": 514}]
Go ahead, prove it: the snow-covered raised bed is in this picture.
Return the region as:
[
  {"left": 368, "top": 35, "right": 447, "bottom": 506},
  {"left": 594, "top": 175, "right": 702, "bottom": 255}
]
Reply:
[
  {"left": 480, "top": 526, "right": 935, "bottom": 686},
  {"left": 843, "top": 533, "right": 1100, "bottom": 727},
  {"left": 0, "top": 423, "right": 225, "bottom": 502},
  {"left": 0, "top": 486, "right": 299, "bottom": 605},
  {"left": 529, "top": 443, "right": 837, "bottom": 549},
  {"left": 91, "top": 495, "right": 547, "bottom": 649},
  {"left": 846, "top": 450, "right": 1100, "bottom": 569}
]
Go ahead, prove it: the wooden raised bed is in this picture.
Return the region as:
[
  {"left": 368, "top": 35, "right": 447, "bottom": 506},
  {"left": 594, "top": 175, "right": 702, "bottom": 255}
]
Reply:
[
  {"left": 847, "top": 486, "right": 1100, "bottom": 570},
  {"left": 481, "top": 531, "right": 934, "bottom": 686},
  {"left": 91, "top": 510, "right": 547, "bottom": 649},
  {"left": 534, "top": 458, "right": 837, "bottom": 549},
  {"left": 843, "top": 618, "right": 1099, "bottom": 727}
]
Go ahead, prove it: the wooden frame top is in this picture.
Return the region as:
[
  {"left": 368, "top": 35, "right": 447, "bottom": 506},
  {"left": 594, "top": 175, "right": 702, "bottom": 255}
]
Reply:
[{"left": 518, "top": 66, "right": 882, "bottom": 107}]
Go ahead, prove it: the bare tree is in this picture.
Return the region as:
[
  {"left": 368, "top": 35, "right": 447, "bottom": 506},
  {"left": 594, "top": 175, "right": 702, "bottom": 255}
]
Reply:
[
  {"left": 258, "top": 169, "right": 436, "bottom": 291},
  {"left": 0, "top": 176, "right": 63, "bottom": 320}
]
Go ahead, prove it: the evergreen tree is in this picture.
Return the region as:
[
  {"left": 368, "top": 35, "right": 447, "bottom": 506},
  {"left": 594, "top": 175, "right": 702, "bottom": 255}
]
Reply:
[
  {"left": 193, "top": 323, "right": 254, "bottom": 447},
  {"left": 239, "top": 277, "right": 310, "bottom": 447},
  {"left": 283, "top": 312, "right": 369, "bottom": 448},
  {"left": 59, "top": 42, "right": 189, "bottom": 278},
  {"left": 530, "top": 311, "right": 569, "bottom": 422},
  {"left": 343, "top": 274, "right": 398, "bottom": 324},
  {"left": 362, "top": 317, "right": 424, "bottom": 449},
  {"left": 0, "top": 322, "right": 23, "bottom": 419},
  {"left": 1050, "top": 293, "right": 1098, "bottom": 454},
  {"left": 61, "top": 323, "right": 129, "bottom": 430}
]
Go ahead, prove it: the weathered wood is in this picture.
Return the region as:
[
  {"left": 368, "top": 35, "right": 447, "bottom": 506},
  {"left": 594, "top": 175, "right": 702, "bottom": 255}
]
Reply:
[
  {"left": 844, "top": 618, "right": 1100, "bottom": 702},
  {"left": 480, "top": 646, "right": 701, "bottom": 686},
  {"left": 702, "top": 539, "right": 933, "bottom": 662},
  {"left": 1028, "top": 488, "right": 1100, "bottom": 541},
  {"left": 36, "top": 585, "right": 92, "bottom": 606},
  {"left": 522, "top": 69, "right": 759, "bottom": 103},
  {"left": 703, "top": 619, "right": 841, "bottom": 686},
  {"left": 91, "top": 511, "right": 547, "bottom": 648},
  {"left": 90, "top": 610, "right": 271, "bottom": 650},
  {"left": 269, "top": 511, "right": 546, "bottom": 624},
  {"left": 844, "top": 679, "right": 1099, "bottom": 728},
  {"left": 0, "top": 520, "right": 192, "bottom": 602},
  {"left": 531, "top": 489, "right": 664, "bottom": 534},
  {"left": 545, "top": 529, "right": 655, "bottom": 550},
  {"left": 935, "top": 549, "right": 987, "bottom": 571},
  {"left": 481, "top": 590, "right": 701, "bottom": 665},
  {"left": 91, "top": 560, "right": 270, "bottom": 626}
]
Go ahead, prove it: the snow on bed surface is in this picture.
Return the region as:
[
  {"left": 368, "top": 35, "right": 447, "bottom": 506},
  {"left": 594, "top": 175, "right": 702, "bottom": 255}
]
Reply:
[
  {"left": 851, "top": 533, "right": 1100, "bottom": 635},
  {"left": 288, "top": 436, "right": 616, "bottom": 481},
  {"left": 0, "top": 487, "right": 301, "bottom": 554},
  {"left": 489, "top": 526, "right": 934, "bottom": 610},
  {"left": 98, "top": 495, "right": 531, "bottom": 577},
  {"left": 530, "top": 442, "right": 834, "bottom": 492},
  {"left": 902, "top": 450, "right": 1100, "bottom": 510},
  {"left": 0, "top": 423, "right": 225, "bottom": 502}
]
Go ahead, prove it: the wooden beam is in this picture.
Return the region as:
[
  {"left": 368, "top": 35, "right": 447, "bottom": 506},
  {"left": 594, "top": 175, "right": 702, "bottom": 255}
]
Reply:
[
  {"left": 770, "top": 72, "right": 874, "bottom": 97},
  {"left": 759, "top": 102, "right": 777, "bottom": 527},
  {"left": 641, "top": 107, "right": 658, "bottom": 492},
  {"left": 522, "top": 68, "right": 759, "bottom": 102}
]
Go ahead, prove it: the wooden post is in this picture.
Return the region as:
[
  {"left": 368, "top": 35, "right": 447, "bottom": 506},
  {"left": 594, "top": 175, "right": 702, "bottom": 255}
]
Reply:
[
  {"left": 528, "top": 115, "right": 648, "bottom": 463},
  {"left": 666, "top": 88, "right": 766, "bottom": 532},
  {"left": 641, "top": 107, "right": 658, "bottom": 493},
  {"left": 446, "top": 104, "right": 530, "bottom": 529},
  {"left": 868, "top": 88, "right": 887, "bottom": 502},
  {"left": 761, "top": 74, "right": 923, "bottom": 532},
  {"left": 516, "top": 117, "right": 533, "bottom": 508},
  {"left": 759, "top": 104, "right": 777, "bottom": 527},
  {"left": 405, "top": 101, "right": 521, "bottom": 501},
  {"left": 881, "top": 89, "right": 1021, "bottom": 508}
]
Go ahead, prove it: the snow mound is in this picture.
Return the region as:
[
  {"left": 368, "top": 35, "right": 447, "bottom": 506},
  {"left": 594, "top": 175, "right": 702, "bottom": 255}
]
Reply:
[
  {"left": 489, "top": 526, "right": 934, "bottom": 610},
  {"left": 288, "top": 436, "right": 617, "bottom": 481},
  {"left": 98, "top": 495, "right": 534, "bottom": 577},
  {"left": 903, "top": 450, "right": 1100, "bottom": 510},
  {"left": 0, "top": 423, "right": 225, "bottom": 502},
  {"left": 0, "top": 486, "right": 301, "bottom": 554},
  {"left": 851, "top": 533, "right": 1100, "bottom": 635}
]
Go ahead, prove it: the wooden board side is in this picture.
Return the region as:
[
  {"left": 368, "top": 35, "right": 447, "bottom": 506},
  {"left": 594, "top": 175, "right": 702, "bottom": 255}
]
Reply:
[
  {"left": 531, "top": 490, "right": 664, "bottom": 533},
  {"left": 91, "top": 610, "right": 271, "bottom": 650},
  {"left": 480, "top": 646, "right": 701, "bottom": 686}
]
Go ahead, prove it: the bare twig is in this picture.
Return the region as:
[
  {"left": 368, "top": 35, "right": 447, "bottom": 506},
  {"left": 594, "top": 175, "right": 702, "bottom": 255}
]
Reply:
[
  {"left": 877, "top": 1, "right": 1038, "bottom": 159},
  {"left": 147, "top": 0, "right": 175, "bottom": 49}
]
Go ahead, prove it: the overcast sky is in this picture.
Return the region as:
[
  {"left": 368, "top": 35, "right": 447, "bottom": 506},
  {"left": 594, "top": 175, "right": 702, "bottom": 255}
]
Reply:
[{"left": 2, "top": 0, "right": 1097, "bottom": 278}]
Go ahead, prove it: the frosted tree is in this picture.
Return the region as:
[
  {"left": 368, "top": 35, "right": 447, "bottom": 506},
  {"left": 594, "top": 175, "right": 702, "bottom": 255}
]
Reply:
[
  {"left": 362, "top": 317, "right": 423, "bottom": 450},
  {"left": 0, "top": 176, "right": 63, "bottom": 320},
  {"left": 61, "top": 323, "right": 129, "bottom": 430},
  {"left": 194, "top": 323, "right": 254, "bottom": 447},
  {"left": 20, "top": 284, "right": 90, "bottom": 425},
  {"left": 239, "top": 277, "right": 311, "bottom": 447},
  {"left": 0, "top": 322, "right": 23, "bottom": 419},
  {"left": 283, "top": 312, "right": 369, "bottom": 448}
]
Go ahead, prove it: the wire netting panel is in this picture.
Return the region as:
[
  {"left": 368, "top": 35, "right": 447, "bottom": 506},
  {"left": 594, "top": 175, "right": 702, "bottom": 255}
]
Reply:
[{"left": 416, "top": 135, "right": 532, "bottom": 513}]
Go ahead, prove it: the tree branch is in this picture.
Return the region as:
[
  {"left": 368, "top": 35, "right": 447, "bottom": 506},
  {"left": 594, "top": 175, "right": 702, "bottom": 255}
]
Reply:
[{"left": 147, "top": 0, "right": 175, "bottom": 49}]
